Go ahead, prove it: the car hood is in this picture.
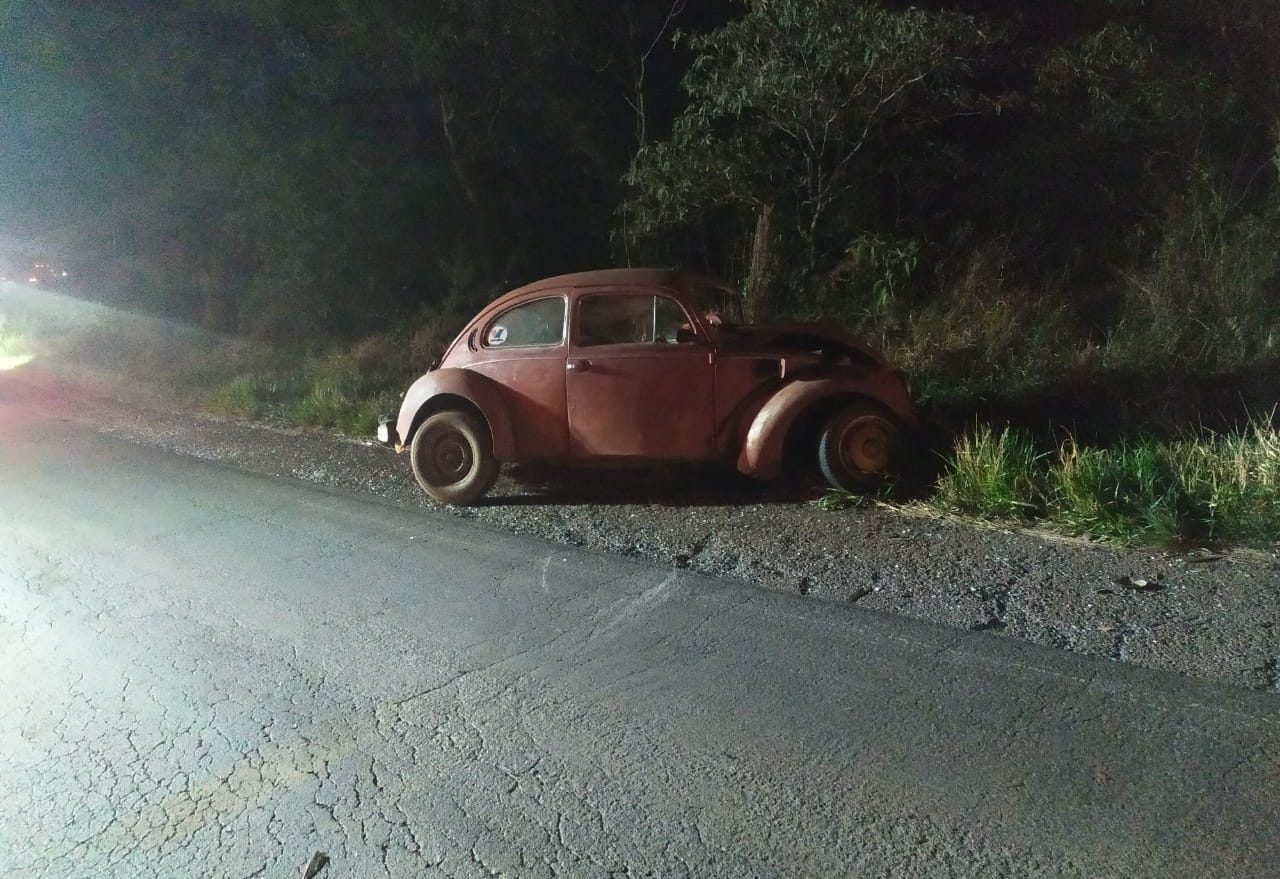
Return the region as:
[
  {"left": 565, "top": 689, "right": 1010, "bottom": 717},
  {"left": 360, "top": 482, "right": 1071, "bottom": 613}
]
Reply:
[{"left": 712, "top": 322, "right": 888, "bottom": 366}]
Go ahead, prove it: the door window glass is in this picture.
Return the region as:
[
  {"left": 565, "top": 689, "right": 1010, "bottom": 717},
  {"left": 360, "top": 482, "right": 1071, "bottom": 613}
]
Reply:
[
  {"left": 653, "top": 296, "right": 691, "bottom": 343},
  {"left": 578, "top": 293, "right": 694, "bottom": 346}
]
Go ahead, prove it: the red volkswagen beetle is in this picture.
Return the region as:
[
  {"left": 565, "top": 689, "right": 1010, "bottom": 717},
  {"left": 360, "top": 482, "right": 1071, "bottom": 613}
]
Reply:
[{"left": 378, "top": 269, "right": 917, "bottom": 505}]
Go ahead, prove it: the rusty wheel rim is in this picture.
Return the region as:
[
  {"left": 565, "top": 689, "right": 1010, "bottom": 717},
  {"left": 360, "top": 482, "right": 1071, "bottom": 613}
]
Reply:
[
  {"left": 425, "top": 430, "right": 473, "bottom": 485},
  {"left": 839, "top": 417, "right": 894, "bottom": 477}
]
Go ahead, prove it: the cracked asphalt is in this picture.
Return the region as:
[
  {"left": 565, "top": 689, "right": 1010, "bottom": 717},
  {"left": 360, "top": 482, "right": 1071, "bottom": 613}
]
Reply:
[{"left": 2, "top": 373, "right": 1279, "bottom": 877}]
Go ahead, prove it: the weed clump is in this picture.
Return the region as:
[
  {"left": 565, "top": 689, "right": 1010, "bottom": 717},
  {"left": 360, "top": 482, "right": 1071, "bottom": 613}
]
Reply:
[
  {"left": 1049, "top": 439, "right": 1190, "bottom": 544},
  {"left": 1170, "top": 418, "right": 1280, "bottom": 545},
  {"left": 933, "top": 425, "right": 1046, "bottom": 519}
]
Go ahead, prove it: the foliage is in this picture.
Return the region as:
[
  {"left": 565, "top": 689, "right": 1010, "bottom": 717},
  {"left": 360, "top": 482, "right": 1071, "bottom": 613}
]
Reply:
[
  {"left": 1101, "top": 171, "right": 1280, "bottom": 374},
  {"left": 0, "top": 0, "right": 716, "bottom": 339},
  {"left": 624, "top": 0, "right": 991, "bottom": 312},
  {"left": 1171, "top": 417, "right": 1280, "bottom": 546},
  {"left": 1050, "top": 440, "right": 1191, "bottom": 544},
  {"left": 933, "top": 425, "right": 1045, "bottom": 519},
  {"left": 4, "top": 0, "right": 1277, "bottom": 352},
  {"left": 923, "top": 420, "right": 1280, "bottom": 549}
]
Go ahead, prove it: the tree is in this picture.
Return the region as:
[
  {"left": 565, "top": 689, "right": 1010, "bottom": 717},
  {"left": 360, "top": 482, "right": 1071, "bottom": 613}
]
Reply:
[{"left": 624, "top": 0, "right": 991, "bottom": 314}]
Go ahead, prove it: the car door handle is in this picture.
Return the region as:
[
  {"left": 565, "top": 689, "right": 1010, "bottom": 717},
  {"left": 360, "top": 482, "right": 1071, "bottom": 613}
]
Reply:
[{"left": 567, "top": 359, "right": 591, "bottom": 372}]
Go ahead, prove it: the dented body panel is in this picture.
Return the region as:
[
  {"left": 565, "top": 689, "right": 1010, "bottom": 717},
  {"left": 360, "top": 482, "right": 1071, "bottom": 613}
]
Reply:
[{"left": 735, "top": 371, "right": 918, "bottom": 479}]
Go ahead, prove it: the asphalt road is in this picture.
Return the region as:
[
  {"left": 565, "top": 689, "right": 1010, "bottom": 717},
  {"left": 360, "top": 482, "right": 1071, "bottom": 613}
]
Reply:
[{"left": 1, "top": 392, "right": 1277, "bottom": 878}]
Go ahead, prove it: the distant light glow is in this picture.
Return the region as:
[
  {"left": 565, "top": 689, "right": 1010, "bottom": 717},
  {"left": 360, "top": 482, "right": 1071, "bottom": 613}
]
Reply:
[
  {"left": 0, "top": 353, "right": 34, "bottom": 371},
  {"left": 27, "top": 277, "right": 38, "bottom": 284}
]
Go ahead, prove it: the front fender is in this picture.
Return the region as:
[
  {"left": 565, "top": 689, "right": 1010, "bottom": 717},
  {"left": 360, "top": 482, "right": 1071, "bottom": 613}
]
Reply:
[
  {"left": 394, "top": 368, "right": 517, "bottom": 462},
  {"left": 735, "top": 372, "right": 916, "bottom": 480}
]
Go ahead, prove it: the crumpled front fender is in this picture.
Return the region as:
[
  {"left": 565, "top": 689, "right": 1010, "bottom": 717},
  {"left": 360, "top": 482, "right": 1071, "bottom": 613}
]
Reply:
[
  {"left": 394, "top": 368, "right": 516, "bottom": 461},
  {"left": 736, "top": 372, "right": 916, "bottom": 480}
]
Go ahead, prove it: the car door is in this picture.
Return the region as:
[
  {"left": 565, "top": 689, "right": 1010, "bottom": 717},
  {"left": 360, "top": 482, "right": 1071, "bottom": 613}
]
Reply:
[
  {"left": 466, "top": 294, "right": 569, "bottom": 459},
  {"left": 566, "top": 288, "right": 716, "bottom": 460}
]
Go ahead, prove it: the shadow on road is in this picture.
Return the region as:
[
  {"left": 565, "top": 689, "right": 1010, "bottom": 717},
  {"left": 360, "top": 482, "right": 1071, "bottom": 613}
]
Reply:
[{"left": 483, "top": 462, "right": 824, "bottom": 508}]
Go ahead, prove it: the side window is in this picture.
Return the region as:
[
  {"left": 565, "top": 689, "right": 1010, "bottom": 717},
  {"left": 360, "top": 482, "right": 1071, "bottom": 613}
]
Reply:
[
  {"left": 483, "top": 296, "right": 565, "bottom": 349},
  {"left": 653, "top": 295, "right": 692, "bottom": 343},
  {"left": 578, "top": 293, "right": 695, "bottom": 347}
]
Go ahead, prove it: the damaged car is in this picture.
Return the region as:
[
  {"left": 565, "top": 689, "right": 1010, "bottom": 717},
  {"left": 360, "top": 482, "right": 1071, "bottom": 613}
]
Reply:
[{"left": 378, "top": 268, "right": 917, "bottom": 505}]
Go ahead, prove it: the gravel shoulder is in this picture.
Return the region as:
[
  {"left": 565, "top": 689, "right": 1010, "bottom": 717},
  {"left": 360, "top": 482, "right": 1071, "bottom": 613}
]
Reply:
[{"left": 11, "top": 365, "right": 1279, "bottom": 692}]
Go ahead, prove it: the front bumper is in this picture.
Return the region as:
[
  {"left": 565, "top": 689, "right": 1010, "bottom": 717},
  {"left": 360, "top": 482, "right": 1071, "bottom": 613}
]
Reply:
[{"left": 375, "top": 415, "right": 400, "bottom": 448}]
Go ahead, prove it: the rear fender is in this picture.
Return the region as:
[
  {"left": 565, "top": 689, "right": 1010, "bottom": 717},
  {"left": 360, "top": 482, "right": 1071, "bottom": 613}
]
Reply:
[
  {"left": 736, "top": 372, "right": 916, "bottom": 479},
  {"left": 394, "top": 368, "right": 516, "bottom": 462}
]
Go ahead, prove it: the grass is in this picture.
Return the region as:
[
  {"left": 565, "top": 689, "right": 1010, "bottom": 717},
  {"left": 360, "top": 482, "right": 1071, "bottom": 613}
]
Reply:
[
  {"left": 204, "top": 345, "right": 417, "bottom": 434},
  {"left": 933, "top": 425, "right": 1045, "bottom": 519},
  {"left": 925, "top": 417, "right": 1280, "bottom": 548},
  {"left": 0, "top": 312, "right": 28, "bottom": 358},
  {"left": 201, "top": 317, "right": 458, "bottom": 433},
  {"left": 1049, "top": 439, "right": 1191, "bottom": 543},
  {"left": 830, "top": 188, "right": 1280, "bottom": 548},
  {"left": 0, "top": 283, "right": 428, "bottom": 436},
  {"left": 1165, "top": 420, "right": 1280, "bottom": 546}
]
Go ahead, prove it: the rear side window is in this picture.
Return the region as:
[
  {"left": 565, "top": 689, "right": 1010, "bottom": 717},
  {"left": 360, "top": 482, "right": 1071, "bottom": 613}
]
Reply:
[{"left": 483, "top": 296, "right": 565, "bottom": 348}]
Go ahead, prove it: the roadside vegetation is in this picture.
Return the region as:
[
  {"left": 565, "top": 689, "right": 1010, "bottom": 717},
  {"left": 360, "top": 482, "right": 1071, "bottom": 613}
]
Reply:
[
  {"left": 6, "top": 281, "right": 1276, "bottom": 549},
  {"left": 3, "top": 0, "right": 1277, "bottom": 548},
  {"left": 926, "top": 420, "right": 1280, "bottom": 548}
]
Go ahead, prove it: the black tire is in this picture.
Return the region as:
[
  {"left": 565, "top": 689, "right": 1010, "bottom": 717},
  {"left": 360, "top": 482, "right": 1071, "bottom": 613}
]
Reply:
[
  {"left": 409, "top": 410, "right": 498, "bottom": 505},
  {"left": 817, "top": 402, "right": 902, "bottom": 491}
]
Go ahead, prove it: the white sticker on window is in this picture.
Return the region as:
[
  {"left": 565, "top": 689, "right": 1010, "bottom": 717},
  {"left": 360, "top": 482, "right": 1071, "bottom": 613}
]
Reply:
[{"left": 487, "top": 325, "right": 508, "bottom": 346}]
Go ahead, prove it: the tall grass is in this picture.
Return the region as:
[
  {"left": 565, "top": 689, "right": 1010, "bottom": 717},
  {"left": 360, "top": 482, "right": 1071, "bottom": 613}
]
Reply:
[
  {"left": 1101, "top": 170, "right": 1280, "bottom": 374},
  {"left": 858, "top": 177, "right": 1280, "bottom": 413},
  {"left": 1050, "top": 440, "right": 1191, "bottom": 543},
  {"left": 205, "top": 337, "right": 425, "bottom": 433},
  {"left": 200, "top": 310, "right": 462, "bottom": 432},
  {"left": 1170, "top": 419, "right": 1280, "bottom": 545},
  {"left": 933, "top": 425, "right": 1045, "bottom": 518},
  {"left": 0, "top": 285, "right": 442, "bottom": 435},
  {"left": 929, "top": 417, "right": 1280, "bottom": 548}
]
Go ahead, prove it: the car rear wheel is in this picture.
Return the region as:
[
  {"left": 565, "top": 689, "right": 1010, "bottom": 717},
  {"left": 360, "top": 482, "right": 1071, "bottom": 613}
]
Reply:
[
  {"left": 817, "top": 402, "right": 902, "bottom": 491},
  {"left": 410, "top": 410, "right": 498, "bottom": 505}
]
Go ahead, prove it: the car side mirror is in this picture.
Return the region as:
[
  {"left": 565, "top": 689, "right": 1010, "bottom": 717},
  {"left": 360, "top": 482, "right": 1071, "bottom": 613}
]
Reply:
[{"left": 676, "top": 328, "right": 705, "bottom": 345}]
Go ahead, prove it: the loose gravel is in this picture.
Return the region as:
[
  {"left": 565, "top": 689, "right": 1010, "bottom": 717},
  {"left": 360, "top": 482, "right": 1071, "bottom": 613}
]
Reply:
[{"left": 13, "top": 367, "right": 1279, "bottom": 692}]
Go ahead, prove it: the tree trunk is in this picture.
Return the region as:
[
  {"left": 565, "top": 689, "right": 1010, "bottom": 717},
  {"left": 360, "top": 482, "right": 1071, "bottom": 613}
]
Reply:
[{"left": 744, "top": 203, "right": 776, "bottom": 321}]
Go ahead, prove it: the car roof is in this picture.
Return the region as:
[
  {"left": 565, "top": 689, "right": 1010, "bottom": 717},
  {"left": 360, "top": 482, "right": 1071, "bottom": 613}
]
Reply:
[
  {"left": 444, "top": 269, "right": 735, "bottom": 362},
  {"left": 500, "top": 268, "right": 733, "bottom": 304}
]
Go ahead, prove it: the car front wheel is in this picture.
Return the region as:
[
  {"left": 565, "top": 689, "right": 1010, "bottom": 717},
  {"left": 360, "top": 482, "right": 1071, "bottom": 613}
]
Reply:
[
  {"left": 817, "top": 402, "right": 902, "bottom": 491},
  {"left": 410, "top": 410, "right": 498, "bottom": 505}
]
